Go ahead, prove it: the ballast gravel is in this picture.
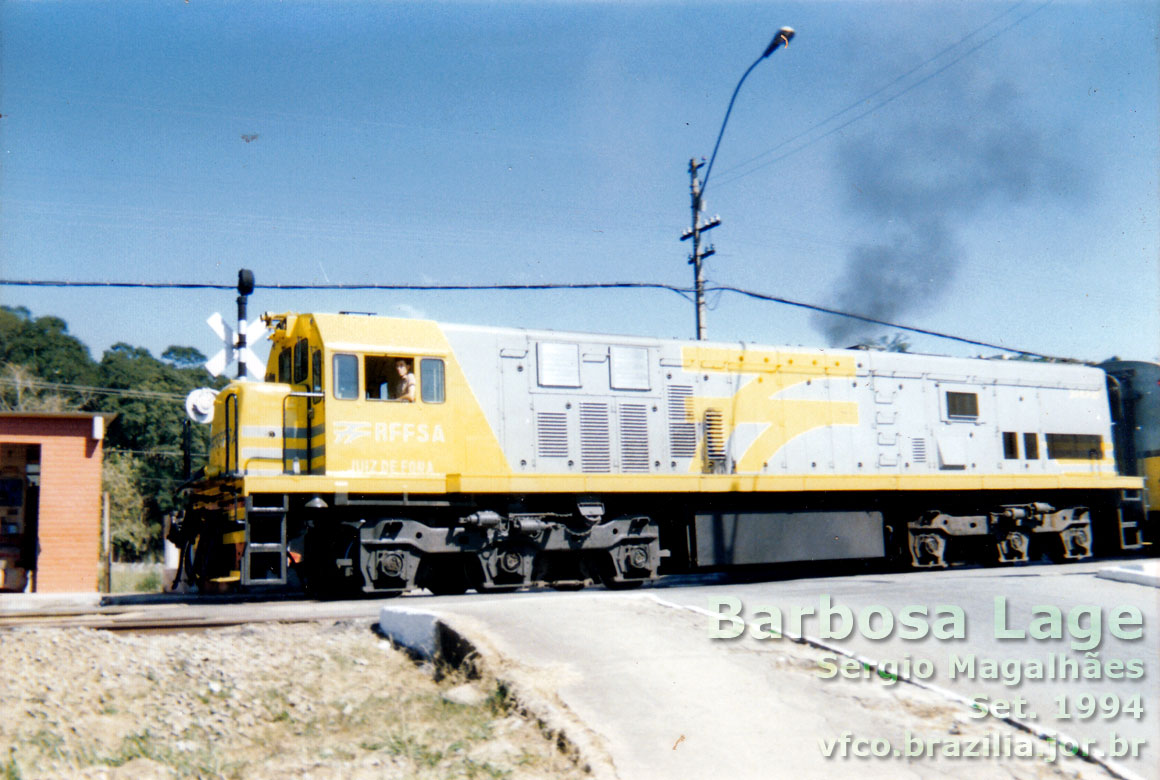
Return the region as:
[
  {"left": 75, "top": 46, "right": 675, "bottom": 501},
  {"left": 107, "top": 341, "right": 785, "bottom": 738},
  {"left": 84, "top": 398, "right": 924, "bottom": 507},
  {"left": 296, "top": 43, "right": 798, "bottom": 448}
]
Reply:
[{"left": 0, "top": 620, "right": 589, "bottom": 779}]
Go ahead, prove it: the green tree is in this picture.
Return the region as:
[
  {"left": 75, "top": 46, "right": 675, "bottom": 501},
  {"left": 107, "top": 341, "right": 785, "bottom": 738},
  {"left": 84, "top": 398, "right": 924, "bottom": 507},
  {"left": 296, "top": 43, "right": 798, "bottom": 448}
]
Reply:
[
  {"left": 856, "top": 332, "right": 911, "bottom": 353},
  {"left": 103, "top": 452, "right": 154, "bottom": 560},
  {"left": 161, "top": 346, "right": 208, "bottom": 368},
  {"left": 3, "top": 306, "right": 227, "bottom": 560},
  {"left": 0, "top": 306, "right": 97, "bottom": 387},
  {"left": 94, "top": 342, "right": 225, "bottom": 554},
  {"left": 0, "top": 364, "right": 79, "bottom": 412}
]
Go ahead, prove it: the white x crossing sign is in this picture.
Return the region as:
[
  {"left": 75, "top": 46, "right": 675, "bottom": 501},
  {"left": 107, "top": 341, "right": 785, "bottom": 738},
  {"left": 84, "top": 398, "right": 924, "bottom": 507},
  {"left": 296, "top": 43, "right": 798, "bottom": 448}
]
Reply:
[{"left": 206, "top": 312, "right": 267, "bottom": 379}]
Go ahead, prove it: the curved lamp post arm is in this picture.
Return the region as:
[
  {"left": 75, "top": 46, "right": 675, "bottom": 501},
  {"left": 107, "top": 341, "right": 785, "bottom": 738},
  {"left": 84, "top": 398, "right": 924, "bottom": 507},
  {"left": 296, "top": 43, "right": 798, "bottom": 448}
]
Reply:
[
  {"left": 701, "top": 27, "right": 795, "bottom": 195},
  {"left": 685, "top": 26, "right": 794, "bottom": 341}
]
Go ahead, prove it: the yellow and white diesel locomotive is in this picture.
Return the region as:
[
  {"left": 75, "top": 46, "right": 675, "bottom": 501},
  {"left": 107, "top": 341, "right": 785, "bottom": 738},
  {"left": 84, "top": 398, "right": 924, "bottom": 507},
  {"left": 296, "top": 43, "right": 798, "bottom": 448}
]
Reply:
[{"left": 173, "top": 311, "right": 1151, "bottom": 595}]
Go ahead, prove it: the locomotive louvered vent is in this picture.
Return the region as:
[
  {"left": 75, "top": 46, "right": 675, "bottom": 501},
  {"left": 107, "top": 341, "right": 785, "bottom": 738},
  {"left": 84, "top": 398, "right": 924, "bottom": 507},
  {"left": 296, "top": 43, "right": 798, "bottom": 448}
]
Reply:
[
  {"left": 579, "top": 403, "right": 611, "bottom": 473},
  {"left": 667, "top": 385, "right": 696, "bottom": 459},
  {"left": 619, "top": 403, "right": 650, "bottom": 472},
  {"left": 704, "top": 408, "right": 726, "bottom": 461},
  {"left": 912, "top": 437, "right": 928, "bottom": 463},
  {"left": 536, "top": 412, "right": 569, "bottom": 458}
]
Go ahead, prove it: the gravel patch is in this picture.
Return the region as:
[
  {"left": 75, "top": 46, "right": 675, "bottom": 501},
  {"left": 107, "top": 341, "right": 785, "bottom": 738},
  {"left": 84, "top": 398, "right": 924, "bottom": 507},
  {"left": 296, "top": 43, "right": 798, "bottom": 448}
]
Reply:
[{"left": 0, "top": 621, "right": 590, "bottom": 779}]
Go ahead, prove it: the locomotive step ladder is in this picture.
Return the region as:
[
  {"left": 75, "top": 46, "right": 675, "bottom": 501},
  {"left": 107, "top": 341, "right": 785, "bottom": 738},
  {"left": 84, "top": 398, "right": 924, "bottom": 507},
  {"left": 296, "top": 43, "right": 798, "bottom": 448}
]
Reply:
[
  {"left": 1117, "top": 490, "right": 1147, "bottom": 551},
  {"left": 242, "top": 495, "right": 289, "bottom": 585}
]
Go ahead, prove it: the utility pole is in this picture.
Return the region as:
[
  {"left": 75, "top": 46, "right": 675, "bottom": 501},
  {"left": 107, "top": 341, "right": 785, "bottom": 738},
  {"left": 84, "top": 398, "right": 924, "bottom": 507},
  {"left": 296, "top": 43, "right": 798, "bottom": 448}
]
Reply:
[
  {"left": 682, "top": 159, "right": 720, "bottom": 341},
  {"left": 679, "top": 26, "right": 795, "bottom": 342}
]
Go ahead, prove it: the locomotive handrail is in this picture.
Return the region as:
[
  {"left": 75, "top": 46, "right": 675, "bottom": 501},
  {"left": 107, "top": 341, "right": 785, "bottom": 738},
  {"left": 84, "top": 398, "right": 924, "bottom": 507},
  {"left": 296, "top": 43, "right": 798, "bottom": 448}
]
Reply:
[
  {"left": 224, "top": 393, "right": 239, "bottom": 475},
  {"left": 282, "top": 391, "right": 323, "bottom": 474}
]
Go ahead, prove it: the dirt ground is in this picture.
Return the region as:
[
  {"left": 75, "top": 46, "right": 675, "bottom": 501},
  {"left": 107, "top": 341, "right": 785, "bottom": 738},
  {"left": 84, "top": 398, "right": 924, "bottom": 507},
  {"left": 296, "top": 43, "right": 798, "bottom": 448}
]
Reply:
[{"left": 0, "top": 620, "right": 591, "bottom": 779}]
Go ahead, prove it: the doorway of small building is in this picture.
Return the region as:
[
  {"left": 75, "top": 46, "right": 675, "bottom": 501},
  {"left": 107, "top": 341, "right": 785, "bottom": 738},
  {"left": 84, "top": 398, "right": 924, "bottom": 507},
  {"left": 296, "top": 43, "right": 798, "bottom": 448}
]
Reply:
[{"left": 0, "top": 444, "right": 41, "bottom": 592}]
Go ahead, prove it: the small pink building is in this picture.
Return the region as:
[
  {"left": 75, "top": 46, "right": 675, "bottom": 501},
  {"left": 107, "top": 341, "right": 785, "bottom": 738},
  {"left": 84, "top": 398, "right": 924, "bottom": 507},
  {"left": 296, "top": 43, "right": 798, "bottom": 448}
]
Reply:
[{"left": 0, "top": 412, "right": 113, "bottom": 593}]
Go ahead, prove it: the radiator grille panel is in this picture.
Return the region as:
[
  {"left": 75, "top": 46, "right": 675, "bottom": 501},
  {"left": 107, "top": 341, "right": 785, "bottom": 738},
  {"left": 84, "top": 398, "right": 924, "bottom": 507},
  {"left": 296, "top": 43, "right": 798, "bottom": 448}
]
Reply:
[
  {"left": 536, "top": 412, "right": 568, "bottom": 458},
  {"left": 912, "top": 437, "right": 927, "bottom": 463},
  {"left": 619, "top": 403, "right": 650, "bottom": 472},
  {"left": 580, "top": 403, "right": 611, "bottom": 473},
  {"left": 704, "top": 408, "right": 726, "bottom": 461},
  {"left": 667, "top": 385, "right": 696, "bottom": 459}
]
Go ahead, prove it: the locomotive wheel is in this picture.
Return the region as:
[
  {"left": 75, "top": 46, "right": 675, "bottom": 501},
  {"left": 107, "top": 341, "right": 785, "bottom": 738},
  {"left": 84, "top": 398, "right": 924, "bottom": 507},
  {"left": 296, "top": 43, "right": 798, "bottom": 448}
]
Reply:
[
  {"left": 422, "top": 557, "right": 471, "bottom": 596},
  {"left": 600, "top": 577, "right": 644, "bottom": 591},
  {"left": 189, "top": 533, "right": 233, "bottom": 594},
  {"left": 428, "top": 580, "right": 468, "bottom": 596},
  {"left": 302, "top": 529, "right": 362, "bottom": 599},
  {"left": 187, "top": 534, "right": 212, "bottom": 593},
  {"left": 595, "top": 550, "right": 647, "bottom": 590}
]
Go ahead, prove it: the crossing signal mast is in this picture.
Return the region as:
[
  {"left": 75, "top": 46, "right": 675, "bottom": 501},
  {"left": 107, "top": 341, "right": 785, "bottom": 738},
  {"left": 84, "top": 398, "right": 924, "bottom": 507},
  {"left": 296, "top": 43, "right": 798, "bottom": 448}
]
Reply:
[
  {"left": 680, "top": 26, "right": 795, "bottom": 341},
  {"left": 205, "top": 268, "right": 266, "bottom": 380}
]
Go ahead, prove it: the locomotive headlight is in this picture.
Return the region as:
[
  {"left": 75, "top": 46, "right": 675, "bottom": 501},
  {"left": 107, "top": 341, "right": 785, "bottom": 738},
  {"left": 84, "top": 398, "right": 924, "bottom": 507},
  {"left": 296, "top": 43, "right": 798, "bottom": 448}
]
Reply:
[{"left": 184, "top": 388, "right": 219, "bottom": 425}]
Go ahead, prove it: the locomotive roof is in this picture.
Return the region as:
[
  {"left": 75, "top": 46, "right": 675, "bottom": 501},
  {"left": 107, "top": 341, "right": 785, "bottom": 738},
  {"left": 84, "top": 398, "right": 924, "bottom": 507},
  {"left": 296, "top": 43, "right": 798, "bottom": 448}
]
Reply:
[{"left": 281, "top": 311, "right": 1110, "bottom": 390}]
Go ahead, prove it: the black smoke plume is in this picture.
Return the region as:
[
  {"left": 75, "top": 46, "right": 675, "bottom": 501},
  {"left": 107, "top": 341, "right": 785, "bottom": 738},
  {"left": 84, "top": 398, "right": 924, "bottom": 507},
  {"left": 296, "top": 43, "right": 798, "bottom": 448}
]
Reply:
[{"left": 818, "top": 77, "right": 1080, "bottom": 346}]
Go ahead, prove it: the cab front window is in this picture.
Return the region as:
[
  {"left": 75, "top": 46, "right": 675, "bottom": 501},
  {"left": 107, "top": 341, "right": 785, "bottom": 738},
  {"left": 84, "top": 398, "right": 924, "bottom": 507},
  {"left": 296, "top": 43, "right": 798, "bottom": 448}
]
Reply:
[
  {"left": 311, "top": 351, "right": 322, "bottom": 394},
  {"left": 278, "top": 348, "right": 292, "bottom": 384}
]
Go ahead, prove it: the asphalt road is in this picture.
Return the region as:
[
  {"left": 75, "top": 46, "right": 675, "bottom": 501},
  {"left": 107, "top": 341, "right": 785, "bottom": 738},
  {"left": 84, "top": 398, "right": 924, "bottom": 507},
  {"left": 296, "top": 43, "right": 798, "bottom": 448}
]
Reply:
[
  {"left": 10, "top": 559, "right": 1154, "bottom": 779},
  {"left": 650, "top": 559, "right": 1159, "bottom": 779},
  {"left": 381, "top": 559, "right": 1158, "bottom": 780}
]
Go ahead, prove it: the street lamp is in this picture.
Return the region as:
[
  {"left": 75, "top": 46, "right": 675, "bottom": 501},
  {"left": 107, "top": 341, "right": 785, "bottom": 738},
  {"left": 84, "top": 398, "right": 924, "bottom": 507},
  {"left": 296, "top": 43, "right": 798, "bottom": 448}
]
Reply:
[{"left": 681, "top": 27, "right": 795, "bottom": 341}]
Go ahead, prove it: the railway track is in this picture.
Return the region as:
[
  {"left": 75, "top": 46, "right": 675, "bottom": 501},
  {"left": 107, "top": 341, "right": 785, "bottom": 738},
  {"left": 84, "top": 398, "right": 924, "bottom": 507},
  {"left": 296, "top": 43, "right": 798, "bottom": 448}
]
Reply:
[
  {"left": 0, "top": 597, "right": 387, "bottom": 631},
  {"left": 2, "top": 550, "right": 1149, "bottom": 632}
]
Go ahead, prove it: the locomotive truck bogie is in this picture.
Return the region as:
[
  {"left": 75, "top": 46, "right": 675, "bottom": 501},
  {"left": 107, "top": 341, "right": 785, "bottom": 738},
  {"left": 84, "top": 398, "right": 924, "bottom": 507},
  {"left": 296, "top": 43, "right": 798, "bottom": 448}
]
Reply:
[{"left": 174, "top": 312, "right": 1151, "bottom": 595}]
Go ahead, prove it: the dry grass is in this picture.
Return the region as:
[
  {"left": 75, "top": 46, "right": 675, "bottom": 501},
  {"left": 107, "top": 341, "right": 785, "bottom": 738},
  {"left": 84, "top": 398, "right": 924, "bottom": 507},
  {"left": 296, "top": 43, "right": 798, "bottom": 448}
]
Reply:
[{"left": 0, "top": 621, "right": 589, "bottom": 779}]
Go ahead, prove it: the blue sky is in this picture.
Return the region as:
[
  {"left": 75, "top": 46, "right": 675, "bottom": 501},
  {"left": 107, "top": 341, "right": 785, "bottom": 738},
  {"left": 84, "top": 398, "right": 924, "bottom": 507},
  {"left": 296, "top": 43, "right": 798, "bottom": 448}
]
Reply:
[{"left": 2, "top": 0, "right": 1157, "bottom": 370}]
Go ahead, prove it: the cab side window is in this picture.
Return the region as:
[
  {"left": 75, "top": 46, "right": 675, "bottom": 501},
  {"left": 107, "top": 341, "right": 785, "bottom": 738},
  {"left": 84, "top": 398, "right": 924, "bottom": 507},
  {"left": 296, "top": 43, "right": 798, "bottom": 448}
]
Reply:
[
  {"left": 333, "top": 354, "right": 358, "bottom": 400},
  {"left": 421, "top": 359, "right": 445, "bottom": 403},
  {"left": 365, "top": 355, "right": 419, "bottom": 401},
  {"left": 311, "top": 351, "right": 322, "bottom": 394}
]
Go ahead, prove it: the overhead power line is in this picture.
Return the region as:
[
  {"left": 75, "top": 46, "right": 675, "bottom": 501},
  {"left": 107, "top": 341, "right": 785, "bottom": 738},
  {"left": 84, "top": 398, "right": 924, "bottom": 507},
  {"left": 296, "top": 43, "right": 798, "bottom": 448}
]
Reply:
[
  {"left": 714, "top": 0, "right": 1053, "bottom": 188},
  {"left": 708, "top": 286, "right": 1052, "bottom": 358},
  {"left": 0, "top": 279, "right": 684, "bottom": 292},
  {"left": 2, "top": 276, "right": 1054, "bottom": 358},
  {"left": 0, "top": 377, "right": 188, "bottom": 402},
  {"left": 3, "top": 277, "right": 1050, "bottom": 357}
]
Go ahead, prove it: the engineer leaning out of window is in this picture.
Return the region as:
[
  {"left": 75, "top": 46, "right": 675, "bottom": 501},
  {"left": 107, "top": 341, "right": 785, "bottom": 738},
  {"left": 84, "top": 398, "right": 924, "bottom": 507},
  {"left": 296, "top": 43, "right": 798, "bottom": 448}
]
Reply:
[{"left": 393, "top": 358, "right": 416, "bottom": 402}]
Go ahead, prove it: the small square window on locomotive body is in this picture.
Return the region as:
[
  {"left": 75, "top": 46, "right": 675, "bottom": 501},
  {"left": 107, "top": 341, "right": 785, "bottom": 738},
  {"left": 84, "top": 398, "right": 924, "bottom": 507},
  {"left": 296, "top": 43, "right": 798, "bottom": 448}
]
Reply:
[
  {"left": 1002, "top": 431, "right": 1019, "bottom": 459},
  {"left": 1024, "top": 432, "right": 1039, "bottom": 460},
  {"left": 946, "top": 391, "right": 979, "bottom": 420}
]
